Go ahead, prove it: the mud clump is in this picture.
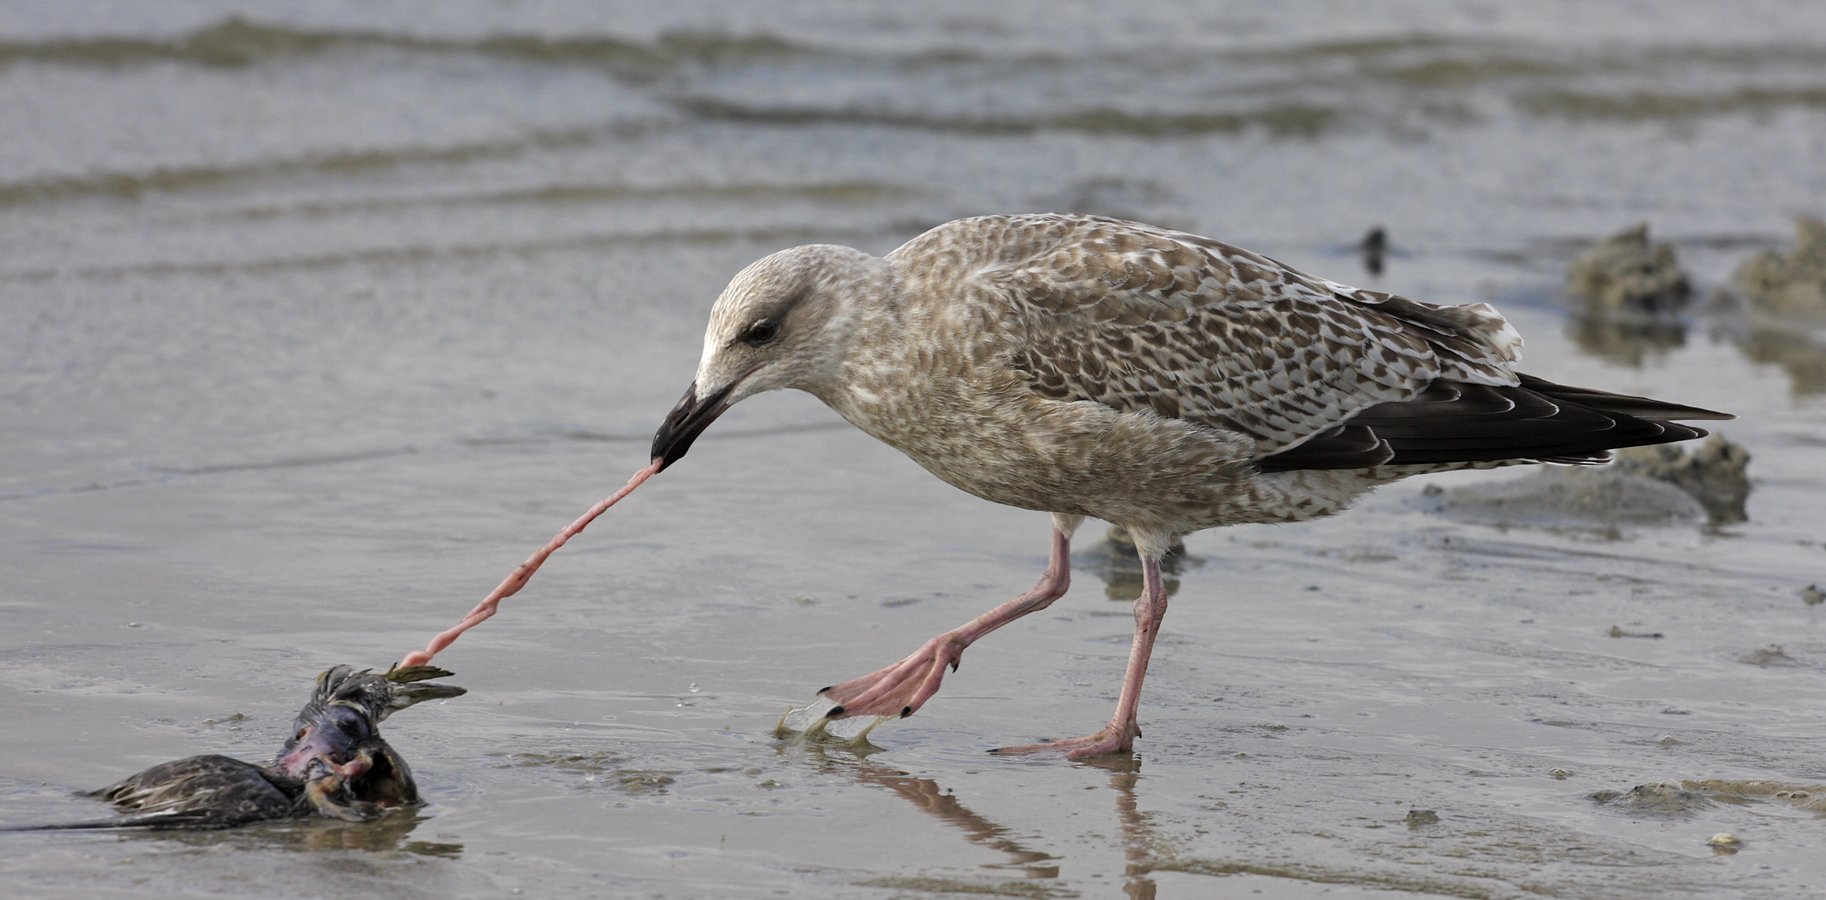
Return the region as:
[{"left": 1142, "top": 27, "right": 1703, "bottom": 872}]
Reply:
[
  {"left": 1563, "top": 223, "right": 1693, "bottom": 366},
  {"left": 1566, "top": 223, "right": 1691, "bottom": 314},
  {"left": 1590, "top": 782, "right": 1713, "bottom": 816},
  {"left": 1711, "top": 216, "right": 1826, "bottom": 393},
  {"left": 1707, "top": 832, "right": 1741, "bottom": 853},
  {"left": 1730, "top": 215, "right": 1826, "bottom": 321},
  {"left": 1418, "top": 434, "right": 1749, "bottom": 528},
  {"left": 1418, "top": 467, "right": 1704, "bottom": 528},
  {"left": 1737, "top": 645, "right": 1799, "bottom": 667},
  {"left": 1681, "top": 780, "right": 1826, "bottom": 813},
  {"left": 1610, "top": 434, "right": 1750, "bottom": 524}
]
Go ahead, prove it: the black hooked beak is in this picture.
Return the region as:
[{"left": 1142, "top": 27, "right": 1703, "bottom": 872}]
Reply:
[{"left": 651, "top": 380, "right": 739, "bottom": 471}]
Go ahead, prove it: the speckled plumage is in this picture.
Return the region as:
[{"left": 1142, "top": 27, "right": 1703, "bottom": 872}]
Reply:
[
  {"left": 687, "top": 214, "right": 1714, "bottom": 554},
  {"left": 655, "top": 213, "right": 1728, "bottom": 756}
]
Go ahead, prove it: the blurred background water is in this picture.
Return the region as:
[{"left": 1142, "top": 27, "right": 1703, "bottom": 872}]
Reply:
[{"left": 4, "top": 2, "right": 1826, "bottom": 897}]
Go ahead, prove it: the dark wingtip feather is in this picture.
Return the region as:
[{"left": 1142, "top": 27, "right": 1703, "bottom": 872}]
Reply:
[
  {"left": 1257, "top": 375, "right": 1723, "bottom": 472},
  {"left": 1517, "top": 374, "right": 1733, "bottom": 421}
]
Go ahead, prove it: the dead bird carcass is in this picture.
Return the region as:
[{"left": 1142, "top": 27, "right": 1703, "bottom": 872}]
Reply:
[{"left": 58, "top": 666, "right": 462, "bottom": 830}]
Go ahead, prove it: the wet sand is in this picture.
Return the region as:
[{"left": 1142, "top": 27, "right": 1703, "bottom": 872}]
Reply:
[{"left": 5, "top": 3, "right": 1826, "bottom": 897}]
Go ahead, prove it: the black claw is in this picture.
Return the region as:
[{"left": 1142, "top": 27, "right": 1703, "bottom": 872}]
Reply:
[
  {"left": 824, "top": 705, "right": 846, "bottom": 718},
  {"left": 900, "top": 706, "right": 912, "bottom": 718},
  {"left": 949, "top": 660, "right": 959, "bottom": 672},
  {"left": 817, "top": 686, "right": 834, "bottom": 695}
]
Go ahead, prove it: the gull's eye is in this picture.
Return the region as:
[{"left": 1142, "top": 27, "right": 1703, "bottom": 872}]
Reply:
[{"left": 741, "top": 319, "right": 780, "bottom": 346}]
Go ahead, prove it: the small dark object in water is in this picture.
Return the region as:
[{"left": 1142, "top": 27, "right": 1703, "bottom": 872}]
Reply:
[
  {"left": 30, "top": 666, "right": 462, "bottom": 830},
  {"left": 1362, "top": 226, "right": 1387, "bottom": 275},
  {"left": 1607, "top": 625, "right": 1664, "bottom": 639}
]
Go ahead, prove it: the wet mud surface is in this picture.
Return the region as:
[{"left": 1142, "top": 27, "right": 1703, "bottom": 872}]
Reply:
[{"left": 5, "top": 2, "right": 1826, "bottom": 897}]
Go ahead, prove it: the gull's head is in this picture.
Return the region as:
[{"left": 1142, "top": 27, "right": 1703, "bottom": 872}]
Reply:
[{"left": 651, "top": 244, "right": 890, "bottom": 470}]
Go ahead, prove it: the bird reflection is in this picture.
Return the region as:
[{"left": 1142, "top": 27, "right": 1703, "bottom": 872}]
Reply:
[
  {"left": 111, "top": 811, "right": 461, "bottom": 857},
  {"left": 1079, "top": 526, "right": 1195, "bottom": 601},
  {"left": 851, "top": 767, "right": 1060, "bottom": 878},
  {"left": 835, "top": 754, "right": 1168, "bottom": 898},
  {"left": 1077, "top": 755, "right": 1161, "bottom": 900}
]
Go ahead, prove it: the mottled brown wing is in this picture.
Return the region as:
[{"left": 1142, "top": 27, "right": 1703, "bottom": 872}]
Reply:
[
  {"left": 85, "top": 755, "right": 302, "bottom": 829},
  {"left": 973, "top": 215, "right": 1521, "bottom": 456}
]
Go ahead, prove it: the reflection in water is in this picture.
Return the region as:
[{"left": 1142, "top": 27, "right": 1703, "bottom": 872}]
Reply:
[
  {"left": 1727, "top": 325, "right": 1826, "bottom": 394},
  {"left": 851, "top": 766, "right": 1059, "bottom": 878},
  {"left": 1563, "top": 302, "right": 1826, "bottom": 397},
  {"left": 115, "top": 811, "right": 462, "bottom": 858},
  {"left": 1710, "top": 215, "right": 1826, "bottom": 393},
  {"left": 1565, "top": 305, "right": 1826, "bottom": 396},
  {"left": 1079, "top": 527, "right": 1195, "bottom": 601},
  {"left": 840, "top": 753, "right": 1168, "bottom": 898},
  {"left": 1566, "top": 311, "right": 1688, "bottom": 367},
  {"left": 1078, "top": 755, "right": 1162, "bottom": 900}
]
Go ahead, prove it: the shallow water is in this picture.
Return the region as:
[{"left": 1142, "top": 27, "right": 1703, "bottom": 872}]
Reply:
[{"left": 5, "top": 2, "right": 1826, "bottom": 897}]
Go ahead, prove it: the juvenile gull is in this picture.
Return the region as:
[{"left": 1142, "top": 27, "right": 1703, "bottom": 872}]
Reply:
[{"left": 650, "top": 214, "right": 1729, "bottom": 758}]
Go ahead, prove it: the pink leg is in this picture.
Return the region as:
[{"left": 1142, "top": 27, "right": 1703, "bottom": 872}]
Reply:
[
  {"left": 995, "top": 550, "right": 1169, "bottom": 759},
  {"left": 820, "top": 527, "right": 1075, "bottom": 720}
]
